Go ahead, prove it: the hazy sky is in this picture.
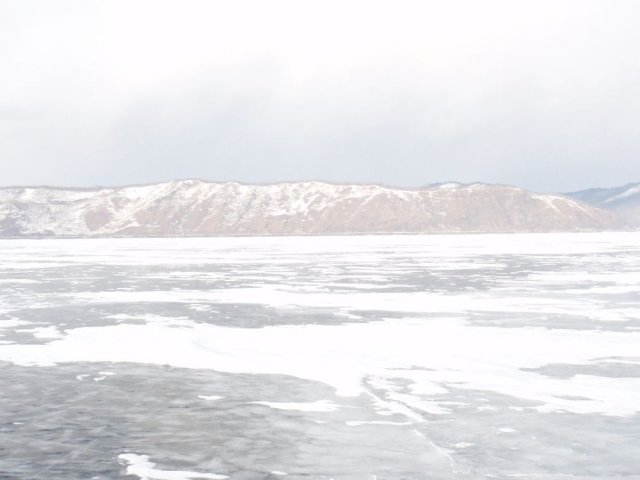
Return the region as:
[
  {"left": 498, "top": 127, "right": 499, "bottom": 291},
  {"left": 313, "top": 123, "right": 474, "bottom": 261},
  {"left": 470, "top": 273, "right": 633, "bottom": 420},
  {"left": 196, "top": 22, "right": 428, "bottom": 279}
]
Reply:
[{"left": 1, "top": 0, "right": 639, "bottom": 192}]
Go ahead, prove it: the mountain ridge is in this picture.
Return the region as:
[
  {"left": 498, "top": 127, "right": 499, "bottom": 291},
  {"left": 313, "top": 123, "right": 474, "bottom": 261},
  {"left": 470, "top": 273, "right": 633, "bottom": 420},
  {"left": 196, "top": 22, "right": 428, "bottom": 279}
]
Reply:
[
  {"left": 0, "top": 179, "right": 627, "bottom": 237},
  {"left": 565, "top": 182, "right": 640, "bottom": 227}
]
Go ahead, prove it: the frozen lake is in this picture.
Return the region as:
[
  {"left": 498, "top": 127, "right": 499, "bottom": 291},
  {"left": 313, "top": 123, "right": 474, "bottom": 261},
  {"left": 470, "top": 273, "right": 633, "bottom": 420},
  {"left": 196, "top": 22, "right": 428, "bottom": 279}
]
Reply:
[{"left": 1, "top": 232, "right": 639, "bottom": 479}]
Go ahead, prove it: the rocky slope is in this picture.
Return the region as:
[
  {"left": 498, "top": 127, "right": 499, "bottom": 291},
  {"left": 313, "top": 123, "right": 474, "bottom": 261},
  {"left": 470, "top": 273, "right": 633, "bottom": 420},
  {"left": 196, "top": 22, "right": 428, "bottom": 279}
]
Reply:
[
  {"left": 566, "top": 182, "right": 640, "bottom": 227},
  {"left": 0, "top": 180, "right": 620, "bottom": 236}
]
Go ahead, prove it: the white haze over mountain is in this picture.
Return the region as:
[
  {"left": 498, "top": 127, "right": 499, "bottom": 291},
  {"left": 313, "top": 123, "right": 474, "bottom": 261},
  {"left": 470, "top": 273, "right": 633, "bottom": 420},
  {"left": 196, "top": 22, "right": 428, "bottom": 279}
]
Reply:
[{"left": 1, "top": 0, "right": 640, "bottom": 191}]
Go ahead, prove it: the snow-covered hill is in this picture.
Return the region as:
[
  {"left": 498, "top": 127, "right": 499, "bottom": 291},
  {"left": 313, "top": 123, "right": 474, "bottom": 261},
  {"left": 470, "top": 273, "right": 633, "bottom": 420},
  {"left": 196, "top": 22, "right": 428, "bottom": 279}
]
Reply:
[
  {"left": 566, "top": 182, "right": 640, "bottom": 227},
  {"left": 0, "top": 180, "right": 620, "bottom": 236}
]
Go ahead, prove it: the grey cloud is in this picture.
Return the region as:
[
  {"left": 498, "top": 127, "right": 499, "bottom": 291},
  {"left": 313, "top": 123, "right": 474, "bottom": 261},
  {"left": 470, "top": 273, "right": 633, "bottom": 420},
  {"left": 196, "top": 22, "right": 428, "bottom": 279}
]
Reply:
[{"left": 1, "top": 0, "right": 640, "bottom": 192}]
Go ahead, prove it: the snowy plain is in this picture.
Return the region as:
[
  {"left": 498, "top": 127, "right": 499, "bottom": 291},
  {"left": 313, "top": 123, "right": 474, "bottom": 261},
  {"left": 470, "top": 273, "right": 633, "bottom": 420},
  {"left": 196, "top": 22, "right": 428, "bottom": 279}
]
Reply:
[{"left": 0, "top": 232, "right": 639, "bottom": 479}]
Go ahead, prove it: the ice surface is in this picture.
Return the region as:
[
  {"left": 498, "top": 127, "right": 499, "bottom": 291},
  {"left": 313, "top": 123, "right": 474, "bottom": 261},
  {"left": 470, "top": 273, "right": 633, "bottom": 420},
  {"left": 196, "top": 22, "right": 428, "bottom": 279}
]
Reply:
[{"left": 0, "top": 232, "right": 639, "bottom": 479}]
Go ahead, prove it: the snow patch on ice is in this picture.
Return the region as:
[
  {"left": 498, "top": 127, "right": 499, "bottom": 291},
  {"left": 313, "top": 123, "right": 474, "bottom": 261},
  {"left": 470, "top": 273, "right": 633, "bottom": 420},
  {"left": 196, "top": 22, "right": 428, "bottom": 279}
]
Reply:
[
  {"left": 118, "top": 453, "right": 228, "bottom": 480},
  {"left": 453, "top": 442, "right": 474, "bottom": 449},
  {"left": 249, "top": 400, "right": 339, "bottom": 412},
  {"left": 0, "top": 319, "right": 31, "bottom": 328},
  {"left": 197, "top": 395, "right": 223, "bottom": 401},
  {"left": 2, "top": 318, "right": 640, "bottom": 416},
  {"left": 345, "top": 420, "right": 411, "bottom": 427}
]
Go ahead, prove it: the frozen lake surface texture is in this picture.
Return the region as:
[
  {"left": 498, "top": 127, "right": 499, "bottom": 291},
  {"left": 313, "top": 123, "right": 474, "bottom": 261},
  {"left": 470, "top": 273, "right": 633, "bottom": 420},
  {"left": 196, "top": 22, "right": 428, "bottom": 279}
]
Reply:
[{"left": 1, "top": 232, "right": 639, "bottom": 480}]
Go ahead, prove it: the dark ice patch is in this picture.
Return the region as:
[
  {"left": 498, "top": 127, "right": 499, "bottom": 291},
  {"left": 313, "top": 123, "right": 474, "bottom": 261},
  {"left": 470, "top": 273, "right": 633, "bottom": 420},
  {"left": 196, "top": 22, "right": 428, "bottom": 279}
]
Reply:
[
  {"left": 0, "top": 362, "right": 454, "bottom": 480},
  {"left": 523, "top": 360, "right": 640, "bottom": 379}
]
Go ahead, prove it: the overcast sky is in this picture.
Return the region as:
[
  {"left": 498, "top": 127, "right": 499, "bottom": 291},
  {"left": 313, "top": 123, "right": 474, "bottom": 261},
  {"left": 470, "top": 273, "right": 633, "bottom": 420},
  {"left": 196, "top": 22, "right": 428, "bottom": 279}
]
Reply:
[{"left": 1, "top": 0, "right": 639, "bottom": 192}]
